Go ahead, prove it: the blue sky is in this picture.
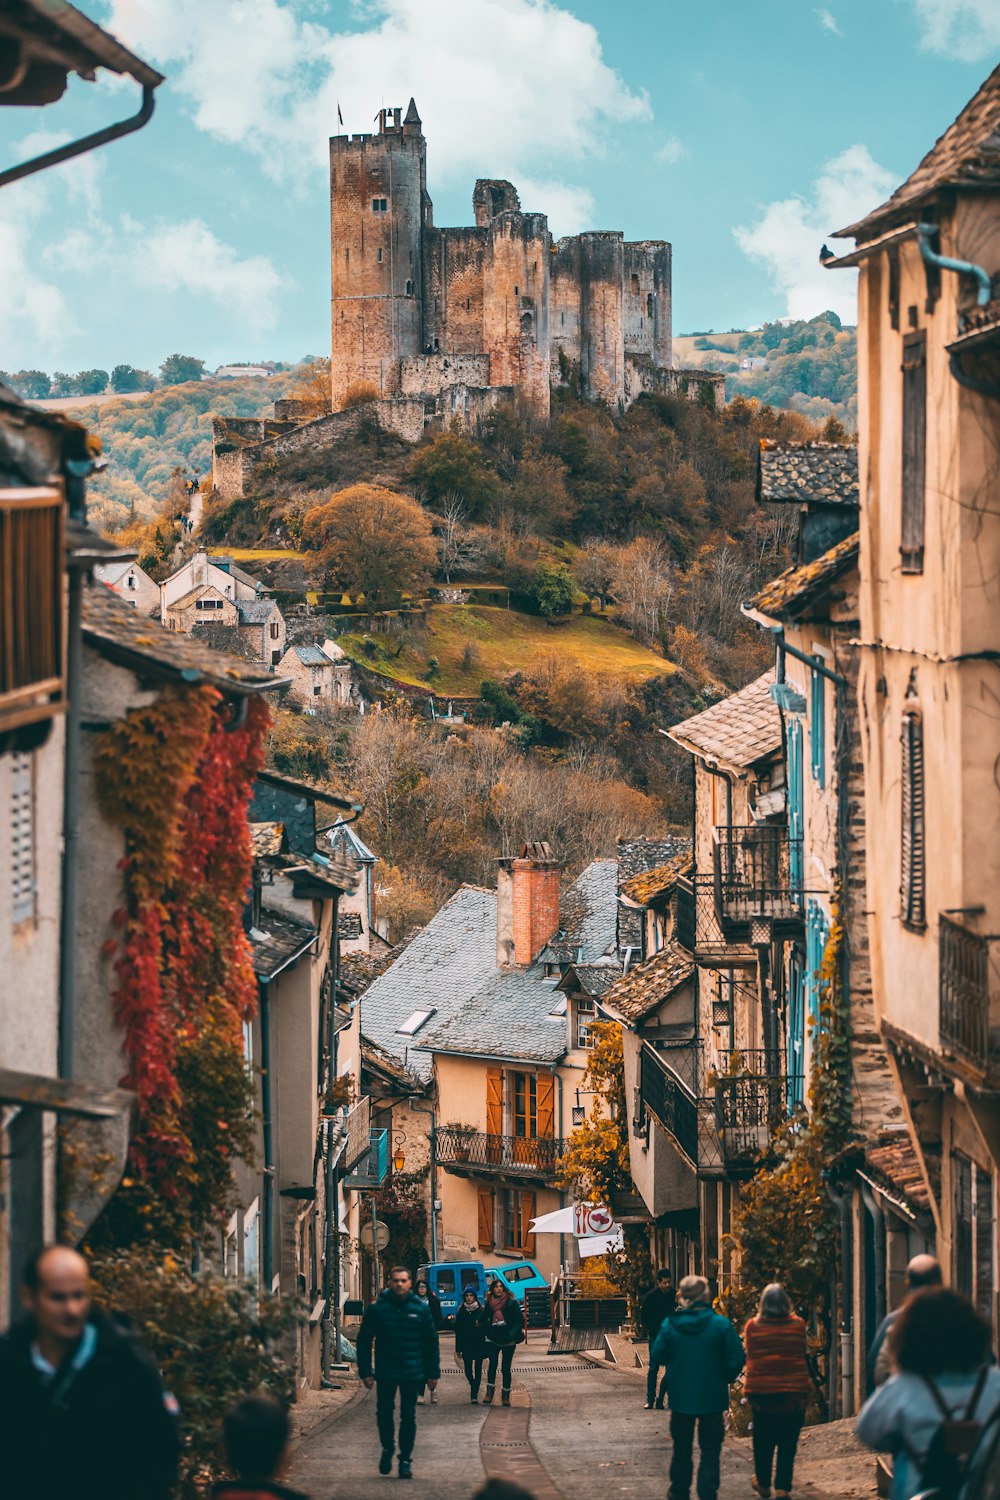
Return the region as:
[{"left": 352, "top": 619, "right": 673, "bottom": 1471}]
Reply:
[{"left": 1, "top": 0, "right": 998, "bottom": 373}]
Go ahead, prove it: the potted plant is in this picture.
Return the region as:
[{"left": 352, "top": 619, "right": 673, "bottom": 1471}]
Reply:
[
  {"left": 443, "top": 1122, "right": 477, "bottom": 1160},
  {"left": 322, "top": 1074, "right": 354, "bottom": 1114}
]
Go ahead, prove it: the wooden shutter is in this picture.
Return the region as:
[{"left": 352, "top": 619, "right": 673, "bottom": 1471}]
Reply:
[
  {"left": 900, "top": 707, "right": 926, "bottom": 929},
  {"left": 536, "top": 1071, "right": 555, "bottom": 1139},
  {"left": 901, "top": 332, "right": 926, "bottom": 574},
  {"left": 478, "top": 1187, "right": 494, "bottom": 1248},
  {"left": 519, "top": 1191, "right": 536, "bottom": 1256},
  {"left": 486, "top": 1066, "right": 504, "bottom": 1135}
]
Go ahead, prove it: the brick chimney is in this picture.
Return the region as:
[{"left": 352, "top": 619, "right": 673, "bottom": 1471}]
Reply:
[{"left": 496, "top": 841, "right": 561, "bottom": 968}]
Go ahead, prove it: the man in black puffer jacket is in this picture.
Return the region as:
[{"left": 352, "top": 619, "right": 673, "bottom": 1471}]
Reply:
[{"left": 357, "top": 1266, "right": 440, "bottom": 1480}]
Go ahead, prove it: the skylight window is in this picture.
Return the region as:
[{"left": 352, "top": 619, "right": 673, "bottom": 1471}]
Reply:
[
  {"left": 548, "top": 996, "right": 567, "bottom": 1017},
  {"left": 397, "top": 1008, "right": 436, "bottom": 1036}
]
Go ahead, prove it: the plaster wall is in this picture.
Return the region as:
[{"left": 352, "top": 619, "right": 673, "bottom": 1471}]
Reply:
[
  {"left": 160, "top": 553, "right": 257, "bottom": 616},
  {"left": 94, "top": 563, "right": 159, "bottom": 617}
]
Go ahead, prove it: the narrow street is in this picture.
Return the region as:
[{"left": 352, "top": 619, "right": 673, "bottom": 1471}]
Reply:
[{"left": 291, "top": 1334, "right": 753, "bottom": 1500}]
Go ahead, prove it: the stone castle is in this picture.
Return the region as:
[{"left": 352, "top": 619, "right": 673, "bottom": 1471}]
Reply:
[{"left": 212, "top": 101, "right": 722, "bottom": 501}]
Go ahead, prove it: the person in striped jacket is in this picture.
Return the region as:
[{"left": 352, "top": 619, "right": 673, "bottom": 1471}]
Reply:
[{"left": 743, "top": 1284, "right": 812, "bottom": 1500}]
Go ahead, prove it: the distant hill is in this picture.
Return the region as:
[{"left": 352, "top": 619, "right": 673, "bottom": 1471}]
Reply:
[{"left": 675, "top": 311, "right": 857, "bottom": 429}]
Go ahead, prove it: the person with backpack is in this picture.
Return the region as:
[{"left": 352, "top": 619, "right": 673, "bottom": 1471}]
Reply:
[
  {"left": 481, "top": 1278, "right": 525, "bottom": 1408},
  {"left": 857, "top": 1288, "right": 1000, "bottom": 1500},
  {"left": 743, "top": 1283, "right": 812, "bottom": 1500}
]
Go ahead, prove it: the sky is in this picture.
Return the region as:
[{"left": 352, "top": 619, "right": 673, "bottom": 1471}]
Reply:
[{"left": 1, "top": 0, "right": 999, "bottom": 374}]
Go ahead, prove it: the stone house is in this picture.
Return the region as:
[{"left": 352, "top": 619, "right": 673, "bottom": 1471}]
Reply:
[
  {"left": 164, "top": 584, "right": 239, "bottom": 633},
  {"left": 93, "top": 559, "right": 159, "bottom": 615},
  {"left": 159, "top": 549, "right": 262, "bottom": 622},
  {"left": 821, "top": 65, "right": 1000, "bottom": 1366},
  {"left": 277, "top": 641, "right": 353, "bottom": 708},
  {"left": 322, "top": 819, "right": 386, "bottom": 955},
  {"left": 236, "top": 596, "right": 286, "bottom": 668}
]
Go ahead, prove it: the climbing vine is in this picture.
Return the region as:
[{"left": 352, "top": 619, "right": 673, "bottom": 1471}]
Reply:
[
  {"left": 720, "top": 910, "right": 853, "bottom": 1395},
  {"left": 91, "top": 687, "right": 270, "bottom": 1249}
]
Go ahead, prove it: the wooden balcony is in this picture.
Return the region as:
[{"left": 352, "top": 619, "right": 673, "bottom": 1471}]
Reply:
[
  {"left": 0, "top": 487, "right": 65, "bottom": 742},
  {"left": 939, "top": 915, "right": 1000, "bottom": 1079},
  {"left": 434, "top": 1128, "right": 565, "bottom": 1183}
]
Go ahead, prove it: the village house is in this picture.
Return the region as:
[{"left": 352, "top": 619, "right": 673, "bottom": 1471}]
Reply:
[
  {"left": 159, "top": 548, "right": 262, "bottom": 621},
  {"left": 93, "top": 558, "right": 159, "bottom": 615},
  {"left": 277, "top": 640, "right": 353, "bottom": 709},
  {"left": 821, "top": 65, "right": 1000, "bottom": 1364},
  {"left": 322, "top": 819, "right": 390, "bottom": 955}
]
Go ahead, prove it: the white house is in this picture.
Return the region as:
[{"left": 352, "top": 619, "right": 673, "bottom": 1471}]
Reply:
[
  {"left": 93, "top": 560, "right": 159, "bottom": 615},
  {"left": 160, "top": 549, "right": 261, "bottom": 622}
]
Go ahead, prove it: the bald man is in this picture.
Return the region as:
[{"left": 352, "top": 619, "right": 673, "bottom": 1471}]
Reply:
[
  {"left": 0, "top": 1245, "right": 180, "bottom": 1500},
  {"left": 867, "top": 1253, "right": 943, "bottom": 1388}
]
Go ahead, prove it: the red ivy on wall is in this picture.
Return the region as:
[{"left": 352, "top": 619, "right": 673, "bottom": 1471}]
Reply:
[{"left": 94, "top": 687, "right": 270, "bottom": 1248}]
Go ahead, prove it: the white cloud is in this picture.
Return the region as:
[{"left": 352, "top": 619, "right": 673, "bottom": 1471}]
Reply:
[
  {"left": 733, "top": 145, "right": 897, "bottom": 324},
  {"left": 139, "top": 219, "right": 287, "bottom": 329},
  {"left": 105, "top": 0, "right": 650, "bottom": 213},
  {"left": 904, "top": 0, "right": 1000, "bottom": 60},
  {"left": 816, "top": 8, "right": 843, "bottom": 35},
  {"left": 656, "top": 136, "right": 686, "bottom": 166}
]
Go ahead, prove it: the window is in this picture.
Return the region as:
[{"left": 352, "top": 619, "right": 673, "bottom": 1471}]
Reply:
[
  {"left": 577, "top": 997, "right": 597, "bottom": 1049},
  {"left": 512, "top": 1071, "right": 537, "bottom": 1138},
  {"left": 810, "top": 663, "right": 826, "bottom": 788},
  {"left": 500, "top": 1188, "right": 536, "bottom": 1254},
  {"left": 631, "top": 274, "right": 640, "bottom": 294},
  {"left": 405, "top": 279, "right": 413, "bottom": 296},
  {"left": 436, "top": 1268, "right": 456, "bottom": 1296},
  {"left": 787, "top": 715, "right": 804, "bottom": 896},
  {"left": 548, "top": 994, "right": 567, "bottom": 1016},
  {"left": 127, "top": 574, "right": 135, "bottom": 590},
  {"left": 269, "top": 621, "right": 280, "bottom": 639},
  {"left": 647, "top": 293, "right": 654, "bottom": 319},
  {"left": 377, "top": 247, "right": 383, "bottom": 263},
  {"left": 11, "top": 751, "right": 35, "bottom": 925},
  {"left": 372, "top": 197, "right": 388, "bottom": 213},
  {"left": 900, "top": 697, "right": 926, "bottom": 929},
  {"left": 806, "top": 900, "right": 829, "bottom": 1029},
  {"left": 397, "top": 1007, "right": 436, "bottom": 1036},
  {"left": 242, "top": 1019, "right": 253, "bottom": 1070},
  {"left": 954, "top": 1154, "right": 995, "bottom": 1329},
  {"left": 901, "top": 331, "right": 926, "bottom": 573},
  {"left": 466, "top": 298, "right": 471, "bottom": 311},
  {"left": 514, "top": 285, "right": 519, "bottom": 296},
  {"left": 244, "top": 1201, "right": 260, "bottom": 1284},
  {"left": 313, "top": 684, "right": 322, "bottom": 696}
]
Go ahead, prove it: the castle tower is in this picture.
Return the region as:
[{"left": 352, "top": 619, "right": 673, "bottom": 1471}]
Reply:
[{"left": 329, "top": 98, "right": 432, "bottom": 409}]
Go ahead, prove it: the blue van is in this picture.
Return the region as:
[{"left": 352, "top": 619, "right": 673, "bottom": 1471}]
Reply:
[
  {"left": 484, "top": 1260, "right": 548, "bottom": 1305},
  {"left": 417, "top": 1260, "right": 487, "bottom": 1325}
]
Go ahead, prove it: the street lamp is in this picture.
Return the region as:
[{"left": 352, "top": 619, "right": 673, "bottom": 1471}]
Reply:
[{"left": 392, "top": 1129, "right": 406, "bottom": 1174}]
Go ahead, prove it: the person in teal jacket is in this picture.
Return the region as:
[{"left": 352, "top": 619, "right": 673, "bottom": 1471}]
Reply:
[{"left": 650, "top": 1274, "right": 745, "bottom": 1500}]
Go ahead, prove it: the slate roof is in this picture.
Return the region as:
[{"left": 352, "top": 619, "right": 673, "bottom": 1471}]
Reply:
[
  {"left": 236, "top": 597, "right": 280, "bottom": 625},
  {"left": 250, "top": 822, "right": 284, "bottom": 858},
  {"left": 750, "top": 532, "right": 859, "bottom": 621},
  {"left": 249, "top": 908, "right": 316, "bottom": 980},
  {"left": 82, "top": 583, "right": 282, "bottom": 695},
  {"left": 339, "top": 911, "right": 363, "bottom": 939},
  {"left": 93, "top": 560, "right": 132, "bottom": 587},
  {"left": 561, "top": 962, "right": 622, "bottom": 998},
  {"left": 339, "top": 947, "right": 398, "bottom": 1004},
  {"left": 537, "top": 859, "right": 618, "bottom": 965},
  {"left": 837, "top": 63, "right": 1000, "bottom": 241},
  {"left": 620, "top": 852, "right": 694, "bottom": 907},
  {"left": 600, "top": 942, "right": 696, "bottom": 1025},
  {"left": 359, "top": 885, "right": 498, "bottom": 1081},
  {"left": 324, "top": 819, "right": 376, "bottom": 864},
  {"left": 419, "top": 965, "right": 567, "bottom": 1065},
  {"left": 666, "top": 673, "right": 780, "bottom": 773},
  {"left": 169, "top": 584, "right": 225, "bottom": 612},
  {"left": 361, "top": 1035, "right": 424, "bottom": 1094},
  {"left": 292, "top": 645, "right": 333, "bottom": 667},
  {"left": 212, "top": 555, "right": 264, "bottom": 592},
  {"left": 757, "top": 443, "right": 859, "bottom": 507},
  {"left": 616, "top": 837, "right": 692, "bottom": 952}
]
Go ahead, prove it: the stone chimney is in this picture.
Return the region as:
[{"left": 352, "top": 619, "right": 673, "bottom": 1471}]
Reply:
[{"left": 496, "top": 841, "right": 561, "bottom": 968}]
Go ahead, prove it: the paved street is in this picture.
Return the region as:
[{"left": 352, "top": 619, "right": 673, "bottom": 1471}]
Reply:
[{"left": 291, "top": 1333, "right": 753, "bottom": 1500}]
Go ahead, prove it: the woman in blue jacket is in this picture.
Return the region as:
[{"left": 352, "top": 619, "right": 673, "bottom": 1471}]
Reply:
[{"left": 455, "top": 1286, "right": 487, "bottom": 1403}]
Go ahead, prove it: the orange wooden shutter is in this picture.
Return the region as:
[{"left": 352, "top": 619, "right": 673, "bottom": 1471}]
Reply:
[
  {"left": 536, "top": 1071, "right": 555, "bottom": 1139},
  {"left": 486, "top": 1067, "right": 504, "bottom": 1135},
  {"left": 520, "top": 1192, "right": 536, "bottom": 1255},
  {"left": 478, "top": 1187, "right": 494, "bottom": 1248}
]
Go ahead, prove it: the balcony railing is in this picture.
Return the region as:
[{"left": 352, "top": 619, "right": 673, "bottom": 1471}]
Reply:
[
  {"left": 675, "top": 873, "right": 757, "bottom": 967},
  {"left": 715, "top": 826, "right": 802, "bottom": 932},
  {"left": 343, "top": 1128, "right": 388, "bottom": 1189},
  {"left": 640, "top": 1044, "right": 699, "bottom": 1165},
  {"left": 434, "top": 1128, "right": 565, "bottom": 1180},
  {"left": 940, "top": 915, "right": 999, "bottom": 1075},
  {"left": 714, "top": 1075, "right": 796, "bottom": 1170}
]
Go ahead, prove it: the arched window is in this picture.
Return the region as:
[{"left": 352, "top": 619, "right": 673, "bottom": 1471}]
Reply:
[
  {"left": 405, "top": 279, "right": 414, "bottom": 296},
  {"left": 647, "top": 293, "right": 654, "bottom": 319}
]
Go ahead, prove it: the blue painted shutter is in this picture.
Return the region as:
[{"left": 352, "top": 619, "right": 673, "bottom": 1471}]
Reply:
[
  {"left": 787, "top": 718, "right": 803, "bottom": 896},
  {"left": 811, "top": 666, "right": 826, "bottom": 789}
]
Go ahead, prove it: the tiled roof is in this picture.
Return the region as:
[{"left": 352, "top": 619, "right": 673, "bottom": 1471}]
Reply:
[
  {"left": 236, "top": 597, "right": 279, "bottom": 625},
  {"left": 620, "top": 852, "right": 693, "bottom": 906},
  {"left": 361, "top": 1035, "right": 425, "bottom": 1094},
  {"left": 324, "top": 819, "right": 376, "bottom": 863},
  {"left": 600, "top": 942, "right": 696, "bottom": 1025},
  {"left": 249, "top": 908, "right": 316, "bottom": 980},
  {"left": 837, "top": 63, "right": 1000, "bottom": 240},
  {"left": 757, "top": 443, "right": 859, "bottom": 506},
  {"left": 864, "top": 1132, "right": 932, "bottom": 1215},
  {"left": 538, "top": 859, "right": 618, "bottom": 965},
  {"left": 666, "top": 672, "right": 780, "bottom": 773},
  {"left": 359, "top": 885, "right": 498, "bottom": 1081},
  {"left": 339, "top": 947, "right": 398, "bottom": 1002},
  {"left": 750, "top": 532, "right": 859, "bottom": 621},
  {"left": 419, "top": 965, "right": 567, "bottom": 1065},
  {"left": 339, "top": 911, "right": 363, "bottom": 939},
  {"left": 82, "top": 583, "right": 281, "bottom": 695},
  {"left": 562, "top": 962, "right": 622, "bottom": 998},
  {"left": 250, "top": 822, "right": 284, "bottom": 858},
  {"left": 293, "top": 645, "right": 333, "bottom": 667},
  {"left": 284, "top": 851, "right": 360, "bottom": 896},
  {"left": 615, "top": 837, "right": 691, "bottom": 953}
]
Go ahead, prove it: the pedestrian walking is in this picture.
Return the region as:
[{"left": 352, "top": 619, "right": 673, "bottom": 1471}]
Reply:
[
  {"left": 857, "top": 1288, "right": 1000, "bottom": 1500},
  {"left": 481, "top": 1277, "right": 525, "bottom": 1408},
  {"left": 456, "top": 1285, "right": 487, "bottom": 1403},
  {"left": 867, "top": 1254, "right": 942, "bottom": 1388},
  {"left": 415, "top": 1276, "right": 444, "bottom": 1404},
  {"left": 0, "top": 1244, "right": 180, "bottom": 1500},
  {"left": 357, "top": 1265, "right": 441, "bottom": 1480},
  {"left": 213, "top": 1393, "right": 308, "bottom": 1500},
  {"left": 642, "top": 1268, "right": 677, "bottom": 1409},
  {"left": 650, "top": 1273, "right": 745, "bottom": 1500},
  {"left": 743, "top": 1283, "right": 812, "bottom": 1500}
]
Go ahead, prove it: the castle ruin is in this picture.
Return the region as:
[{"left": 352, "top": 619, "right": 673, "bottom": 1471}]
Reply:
[{"left": 212, "top": 101, "right": 723, "bottom": 501}]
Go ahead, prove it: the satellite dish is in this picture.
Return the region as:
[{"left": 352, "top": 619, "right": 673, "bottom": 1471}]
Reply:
[{"left": 360, "top": 1219, "right": 390, "bottom": 1251}]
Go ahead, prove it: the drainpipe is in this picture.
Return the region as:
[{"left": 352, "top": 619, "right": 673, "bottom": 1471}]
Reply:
[
  {"left": 408, "top": 1097, "right": 438, "bottom": 1262},
  {"left": 556, "top": 1072, "right": 566, "bottom": 1270},
  {"left": 58, "top": 563, "right": 82, "bottom": 1081},
  {"left": 824, "top": 1176, "right": 854, "bottom": 1417},
  {"left": 0, "top": 82, "right": 159, "bottom": 190},
  {"left": 915, "top": 225, "right": 1000, "bottom": 401},
  {"left": 321, "top": 890, "right": 342, "bottom": 1385},
  {"left": 259, "top": 979, "right": 275, "bottom": 1289}
]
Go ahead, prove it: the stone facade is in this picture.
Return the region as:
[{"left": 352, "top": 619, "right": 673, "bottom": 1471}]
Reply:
[{"left": 277, "top": 641, "right": 353, "bottom": 707}]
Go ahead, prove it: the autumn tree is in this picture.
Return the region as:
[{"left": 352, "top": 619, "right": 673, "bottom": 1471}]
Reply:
[
  {"left": 610, "top": 536, "right": 675, "bottom": 646},
  {"left": 159, "top": 353, "right": 205, "bottom": 386},
  {"left": 287, "top": 357, "right": 332, "bottom": 417},
  {"left": 302, "top": 485, "right": 438, "bottom": 617},
  {"left": 411, "top": 432, "right": 497, "bottom": 519}
]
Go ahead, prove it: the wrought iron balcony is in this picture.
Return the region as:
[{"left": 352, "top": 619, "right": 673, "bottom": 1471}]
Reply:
[
  {"left": 675, "top": 873, "right": 757, "bottom": 967},
  {"left": 434, "top": 1128, "right": 565, "bottom": 1181},
  {"left": 714, "top": 1075, "right": 796, "bottom": 1171},
  {"left": 640, "top": 1044, "right": 699, "bottom": 1165},
  {"left": 939, "top": 915, "right": 1000, "bottom": 1076},
  {"left": 343, "top": 1128, "right": 389, "bottom": 1190},
  {"left": 715, "top": 826, "right": 803, "bottom": 936}
]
